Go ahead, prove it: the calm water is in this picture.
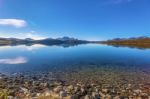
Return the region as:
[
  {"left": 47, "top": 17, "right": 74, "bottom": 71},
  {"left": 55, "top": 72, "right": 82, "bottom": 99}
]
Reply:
[{"left": 0, "top": 44, "right": 150, "bottom": 74}]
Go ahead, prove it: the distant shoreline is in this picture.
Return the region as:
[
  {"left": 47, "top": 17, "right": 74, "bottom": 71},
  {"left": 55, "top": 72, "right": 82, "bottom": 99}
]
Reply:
[
  {"left": 1, "top": 36, "right": 150, "bottom": 49},
  {"left": 101, "top": 36, "right": 150, "bottom": 49}
]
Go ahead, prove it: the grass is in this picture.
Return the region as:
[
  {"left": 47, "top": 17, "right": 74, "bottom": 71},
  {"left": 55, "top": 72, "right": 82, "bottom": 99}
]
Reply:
[{"left": 0, "top": 90, "right": 8, "bottom": 99}]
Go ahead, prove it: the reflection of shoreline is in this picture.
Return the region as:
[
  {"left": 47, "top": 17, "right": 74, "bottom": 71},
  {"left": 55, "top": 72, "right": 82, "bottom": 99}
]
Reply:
[
  {"left": 102, "top": 43, "right": 150, "bottom": 50},
  {"left": 1, "top": 42, "right": 150, "bottom": 50},
  {"left": 0, "top": 43, "right": 88, "bottom": 48}
]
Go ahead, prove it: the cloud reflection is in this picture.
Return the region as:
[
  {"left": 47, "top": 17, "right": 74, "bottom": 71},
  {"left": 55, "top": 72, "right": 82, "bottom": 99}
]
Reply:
[
  {"left": 25, "top": 44, "right": 47, "bottom": 51},
  {"left": 0, "top": 56, "right": 27, "bottom": 64}
]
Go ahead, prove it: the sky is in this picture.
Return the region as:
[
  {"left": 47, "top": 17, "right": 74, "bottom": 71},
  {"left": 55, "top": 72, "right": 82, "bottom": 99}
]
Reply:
[{"left": 0, "top": 0, "right": 150, "bottom": 40}]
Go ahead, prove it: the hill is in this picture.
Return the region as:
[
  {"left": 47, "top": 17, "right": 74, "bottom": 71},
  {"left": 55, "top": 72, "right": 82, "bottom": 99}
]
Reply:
[
  {"left": 0, "top": 37, "right": 88, "bottom": 46},
  {"left": 101, "top": 36, "right": 150, "bottom": 49}
]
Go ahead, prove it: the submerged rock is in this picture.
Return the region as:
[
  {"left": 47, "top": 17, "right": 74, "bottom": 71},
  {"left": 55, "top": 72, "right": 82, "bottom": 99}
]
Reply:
[{"left": 59, "top": 90, "right": 67, "bottom": 97}]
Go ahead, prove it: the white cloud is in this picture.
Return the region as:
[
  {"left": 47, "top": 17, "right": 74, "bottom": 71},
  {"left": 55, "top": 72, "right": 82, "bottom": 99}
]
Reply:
[
  {"left": 0, "top": 56, "right": 27, "bottom": 64},
  {"left": 0, "top": 19, "right": 27, "bottom": 28}
]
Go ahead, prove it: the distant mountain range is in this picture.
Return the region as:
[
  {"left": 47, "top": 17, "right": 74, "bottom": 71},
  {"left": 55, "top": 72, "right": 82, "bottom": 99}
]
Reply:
[
  {"left": 0, "top": 37, "right": 89, "bottom": 46},
  {"left": 1, "top": 36, "right": 150, "bottom": 49}
]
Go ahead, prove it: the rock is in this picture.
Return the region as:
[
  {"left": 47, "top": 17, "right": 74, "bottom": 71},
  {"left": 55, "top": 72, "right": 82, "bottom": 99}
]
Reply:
[
  {"left": 40, "top": 82, "right": 48, "bottom": 87},
  {"left": 137, "top": 96, "right": 142, "bottom": 99},
  {"left": 102, "top": 89, "right": 108, "bottom": 93},
  {"left": 67, "top": 85, "right": 74, "bottom": 90},
  {"left": 133, "top": 89, "right": 142, "bottom": 94},
  {"left": 121, "top": 89, "right": 126, "bottom": 93},
  {"left": 70, "top": 94, "right": 80, "bottom": 99},
  {"left": 128, "top": 96, "right": 133, "bottom": 99},
  {"left": 49, "top": 91, "right": 59, "bottom": 98},
  {"left": 81, "top": 87, "right": 85, "bottom": 93},
  {"left": 31, "top": 92, "right": 37, "bottom": 97},
  {"left": 113, "top": 96, "right": 120, "bottom": 99},
  {"left": 141, "top": 93, "right": 148, "bottom": 98},
  {"left": 7, "top": 96, "right": 14, "bottom": 99},
  {"left": 84, "top": 95, "right": 91, "bottom": 99},
  {"left": 0, "top": 76, "right": 2, "bottom": 79},
  {"left": 20, "top": 87, "right": 28, "bottom": 93},
  {"left": 74, "top": 86, "right": 81, "bottom": 92},
  {"left": 59, "top": 90, "right": 67, "bottom": 97},
  {"left": 95, "top": 88, "right": 99, "bottom": 92},
  {"left": 53, "top": 86, "right": 63, "bottom": 93},
  {"left": 133, "top": 93, "right": 137, "bottom": 96},
  {"left": 99, "top": 91, "right": 105, "bottom": 98},
  {"left": 44, "top": 91, "right": 51, "bottom": 96},
  {"left": 36, "top": 93, "right": 41, "bottom": 97},
  {"left": 54, "top": 81, "right": 63, "bottom": 86},
  {"left": 92, "top": 92, "right": 100, "bottom": 99},
  {"left": 105, "top": 94, "right": 111, "bottom": 99}
]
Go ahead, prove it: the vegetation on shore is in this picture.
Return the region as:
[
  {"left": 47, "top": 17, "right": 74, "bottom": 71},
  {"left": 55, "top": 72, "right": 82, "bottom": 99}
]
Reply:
[{"left": 101, "top": 36, "right": 150, "bottom": 49}]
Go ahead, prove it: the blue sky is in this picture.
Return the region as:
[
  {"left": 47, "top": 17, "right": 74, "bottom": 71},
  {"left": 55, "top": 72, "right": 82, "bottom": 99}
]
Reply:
[{"left": 0, "top": 0, "right": 150, "bottom": 40}]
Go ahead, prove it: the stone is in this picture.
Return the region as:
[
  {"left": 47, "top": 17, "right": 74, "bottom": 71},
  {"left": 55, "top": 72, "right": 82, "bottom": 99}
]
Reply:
[
  {"left": 102, "top": 89, "right": 108, "bottom": 93},
  {"left": 0, "top": 76, "right": 2, "bottom": 79},
  {"left": 53, "top": 86, "right": 63, "bottom": 93},
  {"left": 105, "top": 94, "right": 111, "bottom": 99},
  {"left": 81, "top": 87, "right": 85, "bottom": 93},
  {"left": 99, "top": 91, "right": 105, "bottom": 98},
  {"left": 45, "top": 91, "right": 51, "bottom": 96},
  {"left": 20, "top": 87, "right": 28, "bottom": 94},
  {"left": 84, "top": 95, "right": 91, "bottom": 99},
  {"left": 74, "top": 86, "right": 81, "bottom": 92},
  {"left": 36, "top": 93, "right": 41, "bottom": 97},
  {"left": 59, "top": 90, "right": 67, "bottom": 97},
  {"left": 67, "top": 85, "right": 74, "bottom": 91},
  {"left": 7, "top": 96, "right": 14, "bottom": 99},
  {"left": 133, "top": 89, "right": 142, "bottom": 94},
  {"left": 137, "top": 96, "right": 142, "bottom": 99},
  {"left": 92, "top": 92, "right": 100, "bottom": 99}
]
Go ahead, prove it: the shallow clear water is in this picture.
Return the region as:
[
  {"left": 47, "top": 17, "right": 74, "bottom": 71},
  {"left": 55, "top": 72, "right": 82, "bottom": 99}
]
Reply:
[{"left": 0, "top": 44, "right": 150, "bottom": 74}]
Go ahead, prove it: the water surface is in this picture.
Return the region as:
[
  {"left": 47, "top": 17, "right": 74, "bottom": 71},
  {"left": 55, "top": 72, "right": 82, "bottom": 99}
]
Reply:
[{"left": 0, "top": 44, "right": 150, "bottom": 74}]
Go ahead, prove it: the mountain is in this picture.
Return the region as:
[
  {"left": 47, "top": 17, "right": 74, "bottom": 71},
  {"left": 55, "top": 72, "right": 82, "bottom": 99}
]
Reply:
[
  {"left": 0, "top": 37, "right": 88, "bottom": 46},
  {"left": 35, "top": 37, "right": 88, "bottom": 46},
  {"left": 56, "top": 36, "right": 77, "bottom": 41}
]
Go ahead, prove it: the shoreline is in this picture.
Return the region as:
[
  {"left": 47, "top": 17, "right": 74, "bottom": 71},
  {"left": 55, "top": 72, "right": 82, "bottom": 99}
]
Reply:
[{"left": 0, "top": 69, "right": 150, "bottom": 99}]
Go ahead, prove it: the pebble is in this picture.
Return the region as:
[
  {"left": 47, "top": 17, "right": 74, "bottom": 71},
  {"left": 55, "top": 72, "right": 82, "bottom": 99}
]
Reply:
[
  {"left": 0, "top": 73, "right": 149, "bottom": 99},
  {"left": 84, "top": 95, "right": 91, "bottom": 99},
  {"left": 59, "top": 90, "right": 67, "bottom": 97},
  {"left": 7, "top": 96, "right": 14, "bottom": 99},
  {"left": 53, "top": 86, "right": 63, "bottom": 93}
]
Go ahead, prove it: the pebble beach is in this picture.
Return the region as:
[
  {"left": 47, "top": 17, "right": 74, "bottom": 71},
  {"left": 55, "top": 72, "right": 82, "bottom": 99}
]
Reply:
[{"left": 0, "top": 66, "right": 150, "bottom": 99}]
